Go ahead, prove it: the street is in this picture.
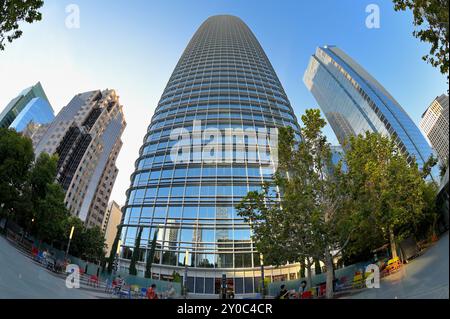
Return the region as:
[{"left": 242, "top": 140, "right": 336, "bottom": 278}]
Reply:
[{"left": 345, "top": 232, "right": 449, "bottom": 299}]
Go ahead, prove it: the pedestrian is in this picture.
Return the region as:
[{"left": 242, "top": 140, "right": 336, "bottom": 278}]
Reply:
[
  {"left": 276, "top": 284, "right": 289, "bottom": 299},
  {"left": 114, "top": 275, "right": 124, "bottom": 294},
  {"left": 166, "top": 284, "right": 176, "bottom": 299},
  {"left": 146, "top": 284, "right": 158, "bottom": 299},
  {"left": 298, "top": 280, "right": 308, "bottom": 297},
  {"left": 42, "top": 249, "right": 48, "bottom": 267}
]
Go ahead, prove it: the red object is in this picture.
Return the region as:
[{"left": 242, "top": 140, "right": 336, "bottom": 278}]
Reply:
[
  {"left": 31, "top": 247, "right": 38, "bottom": 257},
  {"left": 146, "top": 287, "right": 158, "bottom": 300},
  {"left": 89, "top": 275, "right": 99, "bottom": 283},
  {"left": 319, "top": 284, "right": 326, "bottom": 296},
  {"left": 301, "top": 291, "right": 313, "bottom": 299},
  {"left": 79, "top": 268, "right": 85, "bottom": 275},
  {"left": 112, "top": 280, "right": 117, "bottom": 288}
]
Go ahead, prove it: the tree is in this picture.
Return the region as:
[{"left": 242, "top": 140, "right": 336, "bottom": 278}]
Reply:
[
  {"left": 172, "top": 271, "right": 182, "bottom": 284},
  {"left": 0, "top": 128, "right": 34, "bottom": 223},
  {"left": 27, "top": 153, "right": 68, "bottom": 244},
  {"left": 82, "top": 226, "right": 106, "bottom": 261},
  {"left": 237, "top": 109, "right": 354, "bottom": 299},
  {"left": 314, "top": 259, "right": 322, "bottom": 275},
  {"left": 107, "top": 224, "right": 122, "bottom": 273},
  {"left": 343, "top": 132, "right": 432, "bottom": 259},
  {"left": 33, "top": 183, "right": 68, "bottom": 244},
  {"left": 61, "top": 215, "right": 84, "bottom": 253},
  {"left": 0, "top": 0, "right": 44, "bottom": 51},
  {"left": 393, "top": 0, "right": 449, "bottom": 81},
  {"left": 61, "top": 215, "right": 106, "bottom": 262},
  {"left": 129, "top": 226, "right": 143, "bottom": 276},
  {"left": 145, "top": 229, "right": 158, "bottom": 278}
]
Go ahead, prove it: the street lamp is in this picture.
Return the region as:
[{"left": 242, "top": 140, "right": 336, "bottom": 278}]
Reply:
[
  {"left": 64, "top": 226, "right": 75, "bottom": 261},
  {"left": 260, "top": 253, "right": 265, "bottom": 299},
  {"left": 183, "top": 250, "right": 189, "bottom": 299}
]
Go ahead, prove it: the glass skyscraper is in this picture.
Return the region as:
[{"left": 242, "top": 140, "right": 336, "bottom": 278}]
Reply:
[
  {"left": 9, "top": 97, "right": 54, "bottom": 132},
  {"left": 119, "top": 15, "right": 301, "bottom": 296},
  {"left": 304, "top": 46, "right": 437, "bottom": 179},
  {"left": 0, "top": 82, "right": 54, "bottom": 131}
]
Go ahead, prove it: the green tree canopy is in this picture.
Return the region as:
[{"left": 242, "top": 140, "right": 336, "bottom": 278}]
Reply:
[
  {"left": 237, "top": 109, "right": 353, "bottom": 298},
  {"left": 0, "top": 128, "right": 34, "bottom": 219},
  {"left": 0, "top": 0, "right": 44, "bottom": 51},
  {"left": 393, "top": 0, "right": 449, "bottom": 81},
  {"left": 343, "top": 132, "right": 436, "bottom": 259}
]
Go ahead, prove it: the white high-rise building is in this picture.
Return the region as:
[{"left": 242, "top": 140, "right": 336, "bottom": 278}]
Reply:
[
  {"left": 420, "top": 94, "right": 449, "bottom": 165},
  {"left": 33, "top": 89, "right": 126, "bottom": 228}
]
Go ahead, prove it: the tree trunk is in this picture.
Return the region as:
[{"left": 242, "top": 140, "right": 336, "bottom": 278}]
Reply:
[
  {"left": 306, "top": 262, "right": 313, "bottom": 290},
  {"left": 325, "top": 250, "right": 334, "bottom": 299},
  {"left": 389, "top": 228, "right": 397, "bottom": 259}
]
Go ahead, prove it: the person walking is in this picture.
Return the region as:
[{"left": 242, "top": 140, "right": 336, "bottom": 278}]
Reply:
[
  {"left": 276, "top": 284, "right": 289, "bottom": 299},
  {"left": 166, "top": 284, "right": 176, "bottom": 299},
  {"left": 146, "top": 284, "right": 158, "bottom": 299}
]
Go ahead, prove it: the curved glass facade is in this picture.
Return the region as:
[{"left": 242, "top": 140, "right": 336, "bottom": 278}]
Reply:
[
  {"left": 304, "top": 46, "right": 438, "bottom": 180},
  {"left": 119, "top": 15, "right": 301, "bottom": 295}
]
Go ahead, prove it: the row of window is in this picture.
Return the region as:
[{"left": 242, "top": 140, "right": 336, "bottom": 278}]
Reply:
[
  {"left": 171, "top": 62, "right": 274, "bottom": 78},
  {"left": 123, "top": 205, "right": 245, "bottom": 221},
  {"left": 122, "top": 225, "right": 252, "bottom": 244},
  {"left": 128, "top": 184, "right": 276, "bottom": 203},
  {"left": 136, "top": 151, "right": 275, "bottom": 170},
  {"left": 152, "top": 102, "right": 294, "bottom": 122},
  {"left": 144, "top": 122, "right": 295, "bottom": 144},
  {"left": 121, "top": 247, "right": 258, "bottom": 269},
  {"left": 161, "top": 80, "right": 283, "bottom": 98},
  {"left": 159, "top": 85, "right": 288, "bottom": 104},
  {"left": 141, "top": 134, "right": 274, "bottom": 153},
  {"left": 148, "top": 112, "right": 294, "bottom": 132},
  {"left": 166, "top": 73, "right": 281, "bottom": 91},
  {"left": 132, "top": 165, "right": 273, "bottom": 186},
  {"left": 158, "top": 94, "right": 288, "bottom": 111}
]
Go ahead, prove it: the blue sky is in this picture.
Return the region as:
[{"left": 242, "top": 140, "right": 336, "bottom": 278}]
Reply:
[{"left": 0, "top": 0, "right": 447, "bottom": 205}]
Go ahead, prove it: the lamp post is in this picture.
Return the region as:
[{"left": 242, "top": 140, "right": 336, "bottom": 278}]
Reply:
[
  {"left": 260, "top": 253, "right": 265, "bottom": 299},
  {"left": 183, "top": 250, "right": 189, "bottom": 299},
  {"left": 64, "top": 226, "right": 75, "bottom": 261},
  {"left": 113, "top": 239, "right": 122, "bottom": 275}
]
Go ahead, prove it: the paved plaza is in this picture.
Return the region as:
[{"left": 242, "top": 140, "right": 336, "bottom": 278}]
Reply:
[
  {"left": 0, "top": 235, "right": 104, "bottom": 299},
  {"left": 345, "top": 232, "right": 449, "bottom": 299},
  {"left": 0, "top": 232, "right": 448, "bottom": 299}
]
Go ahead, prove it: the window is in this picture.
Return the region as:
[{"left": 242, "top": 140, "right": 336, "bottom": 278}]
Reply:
[
  {"left": 198, "top": 207, "right": 215, "bottom": 218},
  {"left": 150, "top": 170, "right": 161, "bottom": 180},
  {"left": 153, "top": 206, "right": 167, "bottom": 218},
  {"left": 170, "top": 186, "right": 185, "bottom": 197},
  {"left": 161, "top": 169, "right": 173, "bottom": 179},
  {"left": 180, "top": 228, "right": 194, "bottom": 243},
  {"left": 168, "top": 206, "right": 183, "bottom": 218},
  {"left": 157, "top": 187, "right": 170, "bottom": 197},
  {"left": 185, "top": 185, "right": 199, "bottom": 197},
  {"left": 183, "top": 207, "right": 197, "bottom": 219},
  {"left": 174, "top": 168, "right": 187, "bottom": 178}
]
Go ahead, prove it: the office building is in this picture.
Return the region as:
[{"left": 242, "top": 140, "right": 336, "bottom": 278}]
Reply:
[
  {"left": 420, "top": 94, "right": 449, "bottom": 165},
  {"left": 118, "top": 15, "right": 302, "bottom": 296},
  {"left": 103, "top": 201, "right": 123, "bottom": 256},
  {"left": 33, "top": 89, "right": 126, "bottom": 228},
  {"left": 304, "top": 46, "right": 438, "bottom": 179},
  {"left": 0, "top": 82, "right": 54, "bottom": 132}
]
